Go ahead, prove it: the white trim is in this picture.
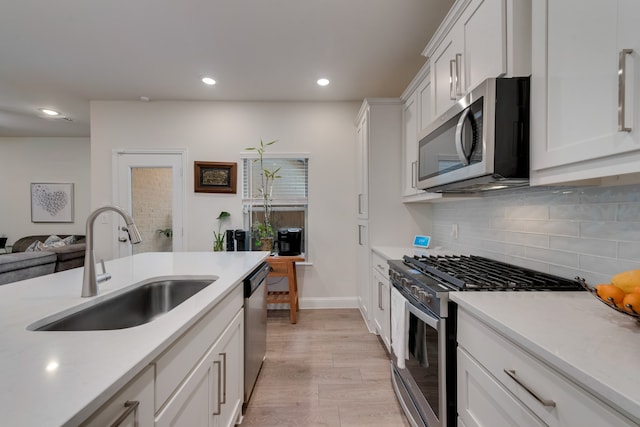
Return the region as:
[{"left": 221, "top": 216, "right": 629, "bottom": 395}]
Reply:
[
  {"left": 297, "top": 297, "right": 359, "bottom": 310},
  {"left": 240, "top": 151, "right": 310, "bottom": 159}
]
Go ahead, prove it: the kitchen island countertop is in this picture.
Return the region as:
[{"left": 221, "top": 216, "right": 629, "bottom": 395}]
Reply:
[
  {"left": 451, "top": 291, "right": 640, "bottom": 424},
  {"left": 0, "top": 251, "right": 268, "bottom": 427}
]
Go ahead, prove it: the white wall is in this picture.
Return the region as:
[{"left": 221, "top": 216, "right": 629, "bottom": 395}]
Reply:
[
  {"left": 430, "top": 184, "right": 640, "bottom": 286},
  {"left": 90, "top": 100, "right": 362, "bottom": 306},
  {"left": 0, "top": 137, "right": 90, "bottom": 245}
]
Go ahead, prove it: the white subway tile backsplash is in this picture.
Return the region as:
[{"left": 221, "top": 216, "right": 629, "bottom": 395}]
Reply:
[
  {"left": 618, "top": 241, "right": 640, "bottom": 261},
  {"left": 524, "top": 247, "right": 579, "bottom": 268},
  {"left": 580, "top": 221, "right": 640, "bottom": 241},
  {"left": 505, "top": 205, "right": 549, "bottom": 220},
  {"left": 617, "top": 203, "right": 640, "bottom": 222},
  {"left": 430, "top": 183, "right": 640, "bottom": 282},
  {"left": 549, "top": 204, "right": 617, "bottom": 221},
  {"left": 504, "top": 231, "right": 549, "bottom": 248},
  {"left": 549, "top": 236, "right": 617, "bottom": 258}
]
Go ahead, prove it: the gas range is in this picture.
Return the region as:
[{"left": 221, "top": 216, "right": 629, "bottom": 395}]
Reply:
[{"left": 388, "top": 254, "right": 585, "bottom": 318}]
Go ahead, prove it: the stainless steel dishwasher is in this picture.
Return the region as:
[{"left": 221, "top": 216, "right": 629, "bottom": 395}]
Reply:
[{"left": 243, "top": 262, "right": 270, "bottom": 411}]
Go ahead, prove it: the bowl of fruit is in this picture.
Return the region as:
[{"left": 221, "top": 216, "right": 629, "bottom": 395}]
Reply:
[{"left": 577, "top": 270, "right": 640, "bottom": 322}]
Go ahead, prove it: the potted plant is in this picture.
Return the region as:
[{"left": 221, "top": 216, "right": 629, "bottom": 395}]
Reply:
[
  {"left": 156, "top": 228, "right": 173, "bottom": 239},
  {"left": 245, "top": 139, "right": 280, "bottom": 251},
  {"left": 213, "top": 211, "right": 231, "bottom": 251}
]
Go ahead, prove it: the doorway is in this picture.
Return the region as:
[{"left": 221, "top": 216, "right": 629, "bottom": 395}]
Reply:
[{"left": 114, "top": 150, "right": 186, "bottom": 258}]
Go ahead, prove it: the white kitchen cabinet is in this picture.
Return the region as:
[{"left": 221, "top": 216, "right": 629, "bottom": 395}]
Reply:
[
  {"left": 355, "top": 99, "right": 422, "bottom": 330},
  {"left": 424, "top": 0, "right": 530, "bottom": 120},
  {"left": 457, "top": 308, "right": 637, "bottom": 427},
  {"left": 371, "top": 252, "right": 391, "bottom": 352},
  {"left": 530, "top": 0, "right": 640, "bottom": 186},
  {"left": 356, "top": 110, "right": 369, "bottom": 219},
  {"left": 356, "top": 220, "right": 371, "bottom": 328},
  {"left": 81, "top": 366, "right": 155, "bottom": 427},
  {"left": 156, "top": 309, "right": 244, "bottom": 427},
  {"left": 401, "top": 65, "right": 443, "bottom": 203}
]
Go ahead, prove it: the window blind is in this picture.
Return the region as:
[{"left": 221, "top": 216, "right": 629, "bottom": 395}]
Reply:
[{"left": 242, "top": 158, "right": 308, "bottom": 204}]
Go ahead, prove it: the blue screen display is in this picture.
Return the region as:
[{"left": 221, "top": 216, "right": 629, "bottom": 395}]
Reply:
[{"left": 413, "top": 235, "right": 431, "bottom": 248}]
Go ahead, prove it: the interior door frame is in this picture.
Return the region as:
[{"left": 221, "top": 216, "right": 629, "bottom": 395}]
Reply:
[{"left": 112, "top": 149, "right": 187, "bottom": 257}]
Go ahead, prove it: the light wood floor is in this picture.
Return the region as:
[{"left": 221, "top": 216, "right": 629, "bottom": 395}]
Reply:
[{"left": 240, "top": 309, "right": 410, "bottom": 427}]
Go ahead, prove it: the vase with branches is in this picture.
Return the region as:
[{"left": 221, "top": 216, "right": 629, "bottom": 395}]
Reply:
[
  {"left": 245, "top": 139, "right": 280, "bottom": 250},
  {"left": 213, "top": 211, "right": 231, "bottom": 251}
]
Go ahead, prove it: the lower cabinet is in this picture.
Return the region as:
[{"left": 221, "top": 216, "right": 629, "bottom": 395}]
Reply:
[
  {"left": 457, "top": 309, "right": 637, "bottom": 427},
  {"left": 156, "top": 309, "right": 244, "bottom": 427},
  {"left": 80, "top": 366, "right": 155, "bottom": 427},
  {"left": 371, "top": 251, "right": 390, "bottom": 352}
]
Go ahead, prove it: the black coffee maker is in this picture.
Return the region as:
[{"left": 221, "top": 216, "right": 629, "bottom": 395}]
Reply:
[{"left": 276, "top": 228, "right": 303, "bottom": 256}]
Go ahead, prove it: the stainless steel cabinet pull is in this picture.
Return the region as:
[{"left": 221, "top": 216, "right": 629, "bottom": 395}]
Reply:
[
  {"left": 213, "top": 360, "right": 222, "bottom": 415},
  {"left": 503, "top": 369, "right": 556, "bottom": 408},
  {"left": 357, "top": 194, "right": 363, "bottom": 214},
  {"left": 219, "top": 352, "right": 227, "bottom": 404},
  {"left": 378, "top": 282, "right": 384, "bottom": 310},
  {"left": 110, "top": 400, "right": 139, "bottom": 427},
  {"left": 618, "top": 48, "right": 633, "bottom": 132},
  {"left": 449, "top": 59, "right": 457, "bottom": 100},
  {"left": 455, "top": 53, "right": 463, "bottom": 97},
  {"left": 358, "top": 225, "right": 365, "bottom": 246}
]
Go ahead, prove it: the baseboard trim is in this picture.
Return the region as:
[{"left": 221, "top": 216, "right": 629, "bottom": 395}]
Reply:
[{"left": 267, "top": 297, "right": 358, "bottom": 310}]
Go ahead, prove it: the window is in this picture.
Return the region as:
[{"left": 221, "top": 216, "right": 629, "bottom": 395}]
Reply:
[{"left": 242, "top": 154, "right": 309, "bottom": 254}]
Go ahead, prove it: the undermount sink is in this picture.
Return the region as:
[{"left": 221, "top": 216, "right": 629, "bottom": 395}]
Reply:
[{"left": 30, "top": 278, "right": 216, "bottom": 331}]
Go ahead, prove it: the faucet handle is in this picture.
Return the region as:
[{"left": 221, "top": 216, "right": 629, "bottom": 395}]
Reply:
[{"left": 96, "top": 259, "right": 112, "bottom": 284}]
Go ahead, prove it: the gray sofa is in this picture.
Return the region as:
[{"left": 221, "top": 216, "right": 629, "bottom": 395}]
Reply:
[
  {"left": 0, "top": 235, "right": 86, "bottom": 285},
  {"left": 0, "top": 252, "right": 57, "bottom": 285}
]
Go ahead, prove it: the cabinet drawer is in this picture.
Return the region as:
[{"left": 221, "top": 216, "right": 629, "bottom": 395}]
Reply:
[
  {"left": 371, "top": 252, "right": 388, "bottom": 277},
  {"left": 81, "top": 365, "right": 154, "bottom": 427},
  {"left": 154, "top": 285, "right": 243, "bottom": 412},
  {"left": 457, "top": 310, "right": 636, "bottom": 427}
]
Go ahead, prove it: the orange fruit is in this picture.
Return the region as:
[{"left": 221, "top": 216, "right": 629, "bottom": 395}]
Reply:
[
  {"left": 594, "top": 284, "right": 626, "bottom": 306},
  {"left": 631, "top": 287, "right": 640, "bottom": 294},
  {"left": 611, "top": 270, "right": 640, "bottom": 293},
  {"left": 623, "top": 293, "right": 640, "bottom": 314}
]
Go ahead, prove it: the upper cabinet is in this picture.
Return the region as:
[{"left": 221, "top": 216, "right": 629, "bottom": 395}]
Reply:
[
  {"left": 356, "top": 109, "right": 369, "bottom": 219},
  {"left": 423, "top": 0, "right": 531, "bottom": 119},
  {"left": 530, "top": 0, "right": 640, "bottom": 185}
]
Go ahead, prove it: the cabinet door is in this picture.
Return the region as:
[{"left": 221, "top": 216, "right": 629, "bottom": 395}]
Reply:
[
  {"left": 356, "top": 221, "right": 371, "bottom": 325},
  {"left": 81, "top": 366, "right": 154, "bottom": 427},
  {"left": 432, "top": 30, "right": 463, "bottom": 118},
  {"left": 214, "top": 310, "right": 244, "bottom": 427},
  {"left": 459, "top": 0, "right": 506, "bottom": 93},
  {"left": 531, "top": 0, "right": 640, "bottom": 174},
  {"left": 155, "top": 350, "right": 214, "bottom": 427},
  {"left": 457, "top": 347, "right": 546, "bottom": 427},
  {"left": 417, "top": 72, "right": 433, "bottom": 134},
  {"left": 356, "top": 110, "right": 369, "bottom": 219},
  {"left": 402, "top": 92, "right": 419, "bottom": 197}
]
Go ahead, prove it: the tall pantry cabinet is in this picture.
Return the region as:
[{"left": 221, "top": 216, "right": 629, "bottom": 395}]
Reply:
[{"left": 355, "top": 99, "right": 423, "bottom": 330}]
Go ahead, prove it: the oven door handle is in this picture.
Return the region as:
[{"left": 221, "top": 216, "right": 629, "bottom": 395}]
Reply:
[{"left": 405, "top": 299, "right": 439, "bottom": 329}]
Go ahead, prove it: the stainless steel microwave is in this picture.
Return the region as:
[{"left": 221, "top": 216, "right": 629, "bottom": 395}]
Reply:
[{"left": 417, "top": 77, "right": 530, "bottom": 193}]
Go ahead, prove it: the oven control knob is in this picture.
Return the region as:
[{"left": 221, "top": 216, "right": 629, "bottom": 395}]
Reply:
[
  {"left": 410, "top": 285, "right": 419, "bottom": 295},
  {"left": 418, "top": 290, "right": 432, "bottom": 304},
  {"left": 401, "top": 278, "right": 409, "bottom": 286}
]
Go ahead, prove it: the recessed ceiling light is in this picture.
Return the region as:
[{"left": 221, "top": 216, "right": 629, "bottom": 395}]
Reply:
[
  {"left": 39, "top": 108, "right": 60, "bottom": 116},
  {"left": 317, "top": 78, "right": 330, "bottom": 87},
  {"left": 202, "top": 77, "right": 216, "bottom": 85}
]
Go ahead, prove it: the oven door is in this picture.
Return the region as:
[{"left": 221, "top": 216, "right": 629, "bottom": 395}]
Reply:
[{"left": 391, "top": 290, "right": 446, "bottom": 427}]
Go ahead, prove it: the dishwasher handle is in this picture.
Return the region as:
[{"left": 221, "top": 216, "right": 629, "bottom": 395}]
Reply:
[{"left": 244, "top": 262, "right": 271, "bottom": 297}]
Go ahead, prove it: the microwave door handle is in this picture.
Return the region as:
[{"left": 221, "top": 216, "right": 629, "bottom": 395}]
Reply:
[{"left": 455, "top": 107, "right": 471, "bottom": 166}]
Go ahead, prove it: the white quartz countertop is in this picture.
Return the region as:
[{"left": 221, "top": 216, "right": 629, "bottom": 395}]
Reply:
[
  {"left": 371, "top": 245, "right": 452, "bottom": 260},
  {"left": 0, "top": 251, "right": 268, "bottom": 427},
  {"left": 451, "top": 291, "right": 640, "bottom": 424}
]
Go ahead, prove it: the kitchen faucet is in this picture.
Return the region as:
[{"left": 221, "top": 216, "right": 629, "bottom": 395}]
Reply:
[{"left": 81, "top": 205, "right": 142, "bottom": 297}]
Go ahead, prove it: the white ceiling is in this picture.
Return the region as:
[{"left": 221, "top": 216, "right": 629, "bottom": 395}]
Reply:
[{"left": 0, "top": 0, "right": 453, "bottom": 137}]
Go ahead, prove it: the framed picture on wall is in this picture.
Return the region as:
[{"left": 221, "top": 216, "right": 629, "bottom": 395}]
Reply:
[
  {"left": 31, "top": 182, "right": 74, "bottom": 223},
  {"left": 194, "top": 161, "right": 237, "bottom": 193}
]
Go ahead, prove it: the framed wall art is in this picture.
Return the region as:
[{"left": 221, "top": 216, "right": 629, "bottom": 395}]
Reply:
[
  {"left": 31, "top": 182, "right": 74, "bottom": 223},
  {"left": 194, "top": 161, "right": 237, "bottom": 194}
]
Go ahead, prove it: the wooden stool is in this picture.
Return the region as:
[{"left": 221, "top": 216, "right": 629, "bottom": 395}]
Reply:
[{"left": 265, "top": 255, "right": 304, "bottom": 324}]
